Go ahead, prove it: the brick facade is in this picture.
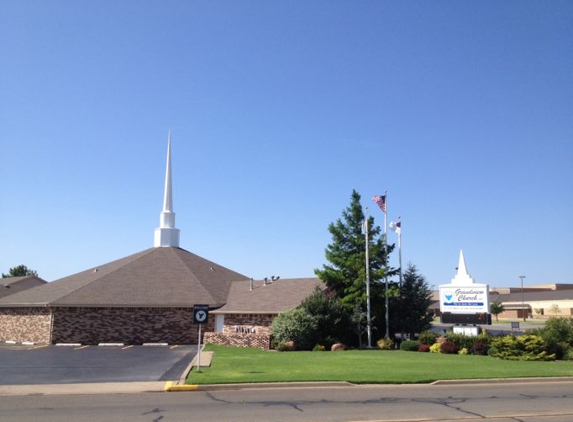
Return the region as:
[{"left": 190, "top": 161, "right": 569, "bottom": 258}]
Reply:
[
  {"left": 204, "top": 313, "right": 275, "bottom": 349},
  {"left": 0, "top": 306, "right": 214, "bottom": 345},
  {"left": 51, "top": 307, "right": 213, "bottom": 345},
  {"left": 0, "top": 308, "right": 52, "bottom": 344}
]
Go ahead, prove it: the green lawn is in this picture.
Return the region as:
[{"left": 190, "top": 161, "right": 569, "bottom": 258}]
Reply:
[{"left": 186, "top": 344, "right": 573, "bottom": 385}]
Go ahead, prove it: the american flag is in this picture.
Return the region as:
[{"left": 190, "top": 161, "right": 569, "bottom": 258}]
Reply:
[{"left": 372, "top": 195, "right": 386, "bottom": 213}]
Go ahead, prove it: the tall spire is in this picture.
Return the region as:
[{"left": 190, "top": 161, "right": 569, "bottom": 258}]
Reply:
[
  {"left": 451, "top": 249, "right": 475, "bottom": 285},
  {"left": 162, "top": 131, "right": 173, "bottom": 212},
  {"left": 154, "top": 131, "right": 180, "bottom": 248}
]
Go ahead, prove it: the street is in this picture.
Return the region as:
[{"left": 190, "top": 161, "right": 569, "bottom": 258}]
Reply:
[{"left": 1, "top": 380, "right": 573, "bottom": 422}]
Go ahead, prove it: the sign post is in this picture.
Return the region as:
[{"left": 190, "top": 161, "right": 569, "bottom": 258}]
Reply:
[{"left": 193, "top": 304, "right": 209, "bottom": 372}]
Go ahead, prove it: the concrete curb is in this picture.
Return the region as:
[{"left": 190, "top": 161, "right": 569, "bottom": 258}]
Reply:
[
  {"left": 2, "top": 378, "right": 571, "bottom": 396},
  {"left": 164, "top": 381, "right": 354, "bottom": 392},
  {"left": 431, "top": 376, "right": 573, "bottom": 385}
]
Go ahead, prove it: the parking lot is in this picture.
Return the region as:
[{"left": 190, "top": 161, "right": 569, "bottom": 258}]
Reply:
[{"left": 0, "top": 344, "right": 197, "bottom": 385}]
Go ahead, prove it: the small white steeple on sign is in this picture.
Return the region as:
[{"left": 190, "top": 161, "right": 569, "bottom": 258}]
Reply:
[
  {"left": 154, "top": 132, "right": 180, "bottom": 247},
  {"left": 450, "top": 250, "right": 475, "bottom": 285}
]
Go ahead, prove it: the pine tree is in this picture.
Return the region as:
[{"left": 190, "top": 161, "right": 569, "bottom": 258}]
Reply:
[
  {"left": 315, "top": 190, "right": 396, "bottom": 342},
  {"left": 2, "top": 265, "right": 38, "bottom": 278},
  {"left": 393, "top": 263, "right": 433, "bottom": 340}
]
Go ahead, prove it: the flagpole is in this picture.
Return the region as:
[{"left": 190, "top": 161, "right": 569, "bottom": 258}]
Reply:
[
  {"left": 364, "top": 209, "right": 372, "bottom": 349},
  {"left": 398, "top": 216, "right": 402, "bottom": 288},
  {"left": 384, "top": 191, "right": 389, "bottom": 339},
  {"left": 397, "top": 216, "right": 403, "bottom": 344}
]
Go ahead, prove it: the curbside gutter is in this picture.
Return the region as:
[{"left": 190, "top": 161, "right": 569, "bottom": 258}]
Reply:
[{"left": 164, "top": 381, "right": 354, "bottom": 392}]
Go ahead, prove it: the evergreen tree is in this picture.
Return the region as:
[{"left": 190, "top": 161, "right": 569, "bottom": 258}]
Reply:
[
  {"left": 315, "top": 190, "right": 396, "bottom": 343},
  {"left": 392, "top": 263, "right": 433, "bottom": 340},
  {"left": 2, "top": 265, "right": 38, "bottom": 278}
]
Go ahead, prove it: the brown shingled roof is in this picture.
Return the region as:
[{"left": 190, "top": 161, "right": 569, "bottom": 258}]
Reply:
[
  {"left": 0, "top": 247, "right": 249, "bottom": 307},
  {"left": 213, "top": 278, "right": 325, "bottom": 314}
]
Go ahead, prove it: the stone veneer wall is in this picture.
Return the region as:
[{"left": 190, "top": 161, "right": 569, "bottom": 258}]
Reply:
[
  {"left": 221, "top": 313, "right": 275, "bottom": 335},
  {"left": 204, "top": 313, "right": 275, "bottom": 350},
  {"left": 51, "top": 307, "right": 214, "bottom": 345},
  {"left": 204, "top": 332, "right": 272, "bottom": 350},
  {"left": 0, "top": 307, "right": 53, "bottom": 344}
]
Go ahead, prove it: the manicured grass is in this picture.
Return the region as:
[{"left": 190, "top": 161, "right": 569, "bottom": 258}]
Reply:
[{"left": 186, "top": 344, "right": 573, "bottom": 385}]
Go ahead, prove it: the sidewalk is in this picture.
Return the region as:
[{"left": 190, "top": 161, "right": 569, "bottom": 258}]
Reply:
[{"left": 0, "top": 382, "right": 167, "bottom": 396}]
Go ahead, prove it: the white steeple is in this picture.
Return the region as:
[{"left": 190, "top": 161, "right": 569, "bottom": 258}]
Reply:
[
  {"left": 450, "top": 250, "right": 475, "bottom": 285},
  {"left": 154, "top": 132, "right": 180, "bottom": 247}
]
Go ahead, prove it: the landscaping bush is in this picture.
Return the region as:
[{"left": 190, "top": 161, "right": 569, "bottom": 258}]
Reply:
[
  {"left": 472, "top": 340, "right": 490, "bottom": 356},
  {"left": 536, "top": 317, "right": 573, "bottom": 360},
  {"left": 276, "top": 340, "right": 296, "bottom": 351},
  {"left": 418, "top": 344, "right": 430, "bottom": 352},
  {"left": 272, "top": 308, "right": 318, "bottom": 351},
  {"left": 377, "top": 337, "right": 394, "bottom": 350},
  {"left": 487, "top": 346, "right": 498, "bottom": 357},
  {"left": 418, "top": 331, "right": 439, "bottom": 345},
  {"left": 430, "top": 343, "right": 441, "bottom": 353},
  {"left": 440, "top": 341, "right": 458, "bottom": 354},
  {"left": 458, "top": 347, "right": 469, "bottom": 355},
  {"left": 400, "top": 340, "right": 420, "bottom": 352},
  {"left": 490, "top": 334, "right": 555, "bottom": 361},
  {"left": 299, "top": 287, "right": 352, "bottom": 348},
  {"left": 445, "top": 332, "right": 489, "bottom": 353}
]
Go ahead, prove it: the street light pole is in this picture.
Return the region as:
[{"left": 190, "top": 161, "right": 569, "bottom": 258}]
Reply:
[{"left": 519, "top": 275, "right": 526, "bottom": 321}]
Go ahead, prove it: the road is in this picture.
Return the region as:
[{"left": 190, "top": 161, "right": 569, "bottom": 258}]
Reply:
[{"left": 1, "top": 380, "right": 573, "bottom": 422}]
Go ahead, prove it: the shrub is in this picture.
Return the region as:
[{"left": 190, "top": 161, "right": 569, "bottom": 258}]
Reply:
[
  {"left": 490, "top": 334, "right": 555, "bottom": 361},
  {"left": 418, "top": 331, "right": 439, "bottom": 345},
  {"left": 299, "top": 287, "right": 352, "bottom": 348},
  {"left": 313, "top": 344, "right": 326, "bottom": 352},
  {"left": 445, "top": 332, "right": 490, "bottom": 353},
  {"left": 377, "top": 337, "right": 394, "bottom": 350},
  {"left": 418, "top": 344, "right": 430, "bottom": 353},
  {"left": 472, "top": 340, "right": 490, "bottom": 356},
  {"left": 487, "top": 346, "right": 498, "bottom": 357},
  {"left": 440, "top": 341, "right": 458, "bottom": 354},
  {"left": 444, "top": 333, "right": 473, "bottom": 351},
  {"left": 271, "top": 308, "right": 318, "bottom": 351},
  {"left": 276, "top": 341, "right": 296, "bottom": 352},
  {"left": 430, "top": 343, "right": 441, "bottom": 353},
  {"left": 537, "top": 317, "right": 573, "bottom": 359},
  {"left": 400, "top": 340, "right": 420, "bottom": 352},
  {"left": 458, "top": 347, "right": 469, "bottom": 355}
]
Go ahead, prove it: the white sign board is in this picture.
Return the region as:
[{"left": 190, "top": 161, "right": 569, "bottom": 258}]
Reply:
[{"left": 439, "top": 285, "right": 489, "bottom": 314}]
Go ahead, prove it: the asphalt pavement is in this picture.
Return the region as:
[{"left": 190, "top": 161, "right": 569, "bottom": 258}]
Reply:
[{"left": 0, "top": 344, "right": 197, "bottom": 385}]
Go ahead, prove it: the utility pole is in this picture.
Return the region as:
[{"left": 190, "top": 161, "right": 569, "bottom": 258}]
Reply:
[{"left": 519, "top": 275, "right": 526, "bottom": 321}]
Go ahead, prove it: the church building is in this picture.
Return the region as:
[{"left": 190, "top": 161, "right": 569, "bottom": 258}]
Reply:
[{"left": 0, "top": 135, "right": 322, "bottom": 347}]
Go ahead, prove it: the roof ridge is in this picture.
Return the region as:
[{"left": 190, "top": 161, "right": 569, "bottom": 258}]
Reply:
[{"left": 170, "top": 248, "right": 214, "bottom": 299}]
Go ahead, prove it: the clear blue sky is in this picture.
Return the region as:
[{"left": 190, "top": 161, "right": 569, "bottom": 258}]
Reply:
[{"left": 2, "top": 1, "right": 572, "bottom": 288}]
